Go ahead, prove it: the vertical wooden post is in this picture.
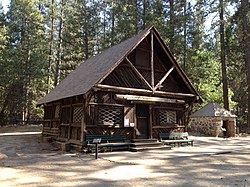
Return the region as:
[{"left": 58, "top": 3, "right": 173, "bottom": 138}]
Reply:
[
  {"left": 151, "top": 31, "right": 154, "bottom": 90},
  {"left": 133, "top": 104, "right": 137, "bottom": 139},
  {"left": 68, "top": 98, "right": 72, "bottom": 140},
  {"left": 150, "top": 30, "right": 154, "bottom": 138},
  {"left": 149, "top": 105, "right": 153, "bottom": 139},
  {"left": 58, "top": 102, "right": 62, "bottom": 138},
  {"left": 81, "top": 95, "right": 86, "bottom": 144}
]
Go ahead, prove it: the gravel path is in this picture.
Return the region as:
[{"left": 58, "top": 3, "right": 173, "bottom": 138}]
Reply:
[{"left": 0, "top": 125, "right": 249, "bottom": 187}]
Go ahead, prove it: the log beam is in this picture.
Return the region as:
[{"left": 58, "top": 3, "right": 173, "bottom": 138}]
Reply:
[
  {"left": 154, "top": 66, "right": 175, "bottom": 91},
  {"left": 153, "top": 32, "right": 195, "bottom": 93},
  {"left": 125, "top": 57, "right": 153, "bottom": 90},
  {"left": 151, "top": 31, "right": 154, "bottom": 89},
  {"left": 115, "top": 94, "right": 185, "bottom": 104},
  {"left": 94, "top": 84, "right": 197, "bottom": 99}
]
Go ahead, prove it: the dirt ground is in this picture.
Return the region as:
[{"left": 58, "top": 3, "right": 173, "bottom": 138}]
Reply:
[{"left": 0, "top": 125, "right": 250, "bottom": 187}]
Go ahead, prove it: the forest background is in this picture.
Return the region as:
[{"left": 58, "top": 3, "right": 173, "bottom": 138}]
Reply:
[{"left": 0, "top": 0, "right": 249, "bottom": 132}]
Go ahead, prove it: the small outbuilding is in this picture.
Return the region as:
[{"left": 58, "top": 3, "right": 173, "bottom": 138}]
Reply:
[{"left": 190, "top": 102, "right": 236, "bottom": 137}]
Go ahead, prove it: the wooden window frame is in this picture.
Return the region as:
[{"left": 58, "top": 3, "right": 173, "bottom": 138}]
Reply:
[
  {"left": 158, "top": 109, "right": 177, "bottom": 125},
  {"left": 97, "top": 105, "right": 124, "bottom": 127}
]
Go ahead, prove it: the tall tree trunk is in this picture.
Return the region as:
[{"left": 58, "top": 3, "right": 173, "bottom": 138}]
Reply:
[
  {"left": 47, "top": 0, "right": 54, "bottom": 93},
  {"left": 103, "top": 3, "right": 106, "bottom": 47},
  {"left": 242, "top": 0, "right": 250, "bottom": 128},
  {"left": 20, "top": 17, "right": 29, "bottom": 123},
  {"left": 183, "top": 0, "right": 187, "bottom": 71},
  {"left": 23, "top": 48, "right": 31, "bottom": 123},
  {"left": 219, "top": 0, "right": 229, "bottom": 110},
  {"left": 169, "top": 0, "right": 174, "bottom": 51},
  {"left": 84, "top": 28, "right": 89, "bottom": 60},
  {"left": 54, "top": 0, "right": 64, "bottom": 87},
  {"left": 142, "top": 0, "right": 146, "bottom": 29},
  {"left": 111, "top": 0, "right": 116, "bottom": 46},
  {"left": 82, "top": 2, "right": 89, "bottom": 60},
  {"left": 0, "top": 88, "right": 11, "bottom": 126},
  {"left": 134, "top": 0, "right": 138, "bottom": 34}
]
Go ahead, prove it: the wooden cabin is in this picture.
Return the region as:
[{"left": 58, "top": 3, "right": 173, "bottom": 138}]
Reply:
[{"left": 37, "top": 26, "right": 202, "bottom": 147}]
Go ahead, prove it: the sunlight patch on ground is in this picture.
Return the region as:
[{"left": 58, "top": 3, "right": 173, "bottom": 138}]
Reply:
[
  {"left": 16, "top": 176, "right": 47, "bottom": 185},
  {"left": 0, "top": 168, "right": 47, "bottom": 186},
  {"left": 0, "top": 132, "right": 41, "bottom": 136},
  {"left": 0, "top": 167, "right": 17, "bottom": 179},
  {"left": 91, "top": 165, "right": 167, "bottom": 180}
]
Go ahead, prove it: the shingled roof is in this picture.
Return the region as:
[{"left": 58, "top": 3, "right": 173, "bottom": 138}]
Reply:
[
  {"left": 191, "top": 102, "right": 236, "bottom": 118},
  {"left": 38, "top": 26, "right": 201, "bottom": 105}
]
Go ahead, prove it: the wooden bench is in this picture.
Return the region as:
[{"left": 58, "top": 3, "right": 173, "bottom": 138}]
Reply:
[
  {"left": 86, "top": 134, "right": 130, "bottom": 152},
  {"left": 159, "top": 132, "right": 194, "bottom": 147}
]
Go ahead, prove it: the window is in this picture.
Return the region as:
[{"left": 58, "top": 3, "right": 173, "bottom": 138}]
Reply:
[
  {"left": 73, "top": 106, "right": 83, "bottom": 123},
  {"left": 54, "top": 105, "right": 60, "bottom": 119},
  {"left": 98, "top": 106, "right": 123, "bottom": 126},
  {"left": 159, "top": 110, "right": 177, "bottom": 125}
]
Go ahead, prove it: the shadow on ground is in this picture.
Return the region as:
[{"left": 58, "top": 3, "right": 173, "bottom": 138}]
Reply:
[{"left": 0, "top": 126, "right": 249, "bottom": 187}]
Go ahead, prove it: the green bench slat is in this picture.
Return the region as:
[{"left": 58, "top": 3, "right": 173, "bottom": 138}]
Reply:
[
  {"left": 87, "top": 142, "right": 130, "bottom": 148},
  {"left": 86, "top": 134, "right": 130, "bottom": 152},
  {"left": 86, "top": 135, "right": 127, "bottom": 142},
  {"left": 159, "top": 132, "right": 194, "bottom": 146},
  {"left": 161, "top": 139, "right": 193, "bottom": 143}
]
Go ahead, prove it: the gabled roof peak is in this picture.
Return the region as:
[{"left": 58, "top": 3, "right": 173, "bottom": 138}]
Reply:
[{"left": 38, "top": 26, "right": 201, "bottom": 105}]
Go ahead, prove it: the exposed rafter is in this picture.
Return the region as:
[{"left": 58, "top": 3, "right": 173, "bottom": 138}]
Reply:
[
  {"left": 97, "top": 30, "right": 152, "bottom": 84},
  {"left": 151, "top": 31, "right": 154, "bottom": 89},
  {"left": 153, "top": 31, "right": 194, "bottom": 93},
  {"left": 125, "top": 57, "right": 153, "bottom": 90},
  {"left": 154, "top": 66, "right": 175, "bottom": 91}
]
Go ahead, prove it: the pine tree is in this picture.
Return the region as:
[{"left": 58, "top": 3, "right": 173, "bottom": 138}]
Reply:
[
  {"left": 241, "top": 0, "right": 250, "bottom": 129},
  {"left": 6, "top": 0, "right": 47, "bottom": 123},
  {"left": 0, "top": 1, "right": 8, "bottom": 125},
  {"left": 47, "top": 0, "right": 55, "bottom": 93},
  {"left": 219, "top": 0, "right": 230, "bottom": 110},
  {"left": 54, "top": 0, "right": 65, "bottom": 87}
]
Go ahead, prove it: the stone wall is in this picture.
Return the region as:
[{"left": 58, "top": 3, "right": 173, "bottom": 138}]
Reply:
[{"left": 190, "top": 117, "right": 223, "bottom": 137}]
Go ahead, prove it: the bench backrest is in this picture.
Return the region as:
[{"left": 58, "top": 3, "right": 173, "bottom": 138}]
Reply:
[
  {"left": 159, "top": 132, "right": 189, "bottom": 140},
  {"left": 86, "top": 134, "right": 127, "bottom": 143}
]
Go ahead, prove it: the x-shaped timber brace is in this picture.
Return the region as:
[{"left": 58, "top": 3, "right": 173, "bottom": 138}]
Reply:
[
  {"left": 125, "top": 30, "right": 175, "bottom": 93},
  {"left": 95, "top": 29, "right": 197, "bottom": 99}
]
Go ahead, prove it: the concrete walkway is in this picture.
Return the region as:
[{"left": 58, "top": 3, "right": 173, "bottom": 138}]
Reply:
[{"left": 98, "top": 136, "right": 250, "bottom": 165}]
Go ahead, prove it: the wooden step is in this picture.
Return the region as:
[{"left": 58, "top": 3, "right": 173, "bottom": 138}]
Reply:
[
  {"left": 131, "top": 139, "right": 158, "bottom": 143},
  {"left": 130, "top": 145, "right": 171, "bottom": 152},
  {"left": 130, "top": 142, "right": 164, "bottom": 148}
]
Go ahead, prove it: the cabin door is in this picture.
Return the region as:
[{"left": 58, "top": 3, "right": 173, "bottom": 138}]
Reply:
[{"left": 136, "top": 104, "right": 149, "bottom": 139}]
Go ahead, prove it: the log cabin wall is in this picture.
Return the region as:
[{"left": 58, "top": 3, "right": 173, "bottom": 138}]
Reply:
[
  {"left": 43, "top": 102, "right": 61, "bottom": 137},
  {"left": 58, "top": 95, "right": 84, "bottom": 144},
  {"left": 41, "top": 95, "right": 85, "bottom": 145},
  {"left": 151, "top": 103, "right": 186, "bottom": 139},
  {"left": 86, "top": 91, "right": 135, "bottom": 140}
]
